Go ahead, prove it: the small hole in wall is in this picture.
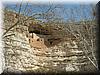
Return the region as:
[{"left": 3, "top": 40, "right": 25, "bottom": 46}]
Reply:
[
  {"left": 50, "top": 41, "right": 53, "bottom": 45},
  {"left": 29, "top": 39, "right": 30, "bottom": 43},
  {"left": 26, "top": 34, "right": 28, "bottom": 37},
  {"left": 48, "top": 39, "right": 49, "bottom": 41},
  {"left": 37, "top": 39, "right": 39, "bottom": 41},
  {"left": 41, "top": 39, "right": 43, "bottom": 41}
]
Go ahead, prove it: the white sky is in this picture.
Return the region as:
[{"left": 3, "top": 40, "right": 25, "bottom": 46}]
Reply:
[{"left": 0, "top": 0, "right": 99, "bottom": 4}]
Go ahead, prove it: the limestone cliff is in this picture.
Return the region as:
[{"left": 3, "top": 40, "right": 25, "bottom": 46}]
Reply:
[{"left": 3, "top": 10, "right": 97, "bottom": 73}]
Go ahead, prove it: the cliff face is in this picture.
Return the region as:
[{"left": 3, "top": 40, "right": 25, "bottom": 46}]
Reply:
[
  {"left": 3, "top": 10, "right": 97, "bottom": 73},
  {"left": 4, "top": 30, "right": 83, "bottom": 73}
]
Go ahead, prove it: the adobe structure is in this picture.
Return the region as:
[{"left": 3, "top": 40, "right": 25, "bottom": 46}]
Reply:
[
  {"left": 28, "top": 33, "right": 47, "bottom": 49},
  {"left": 28, "top": 23, "right": 50, "bottom": 49},
  {"left": 28, "top": 23, "right": 62, "bottom": 49}
]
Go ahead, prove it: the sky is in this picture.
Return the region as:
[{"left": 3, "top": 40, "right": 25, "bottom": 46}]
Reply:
[{"left": 3, "top": 2, "right": 95, "bottom": 22}]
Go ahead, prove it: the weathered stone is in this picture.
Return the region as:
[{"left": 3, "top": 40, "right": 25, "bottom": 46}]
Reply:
[
  {"left": 65, "top": 63, "right": 79, "bottom": 72},
  {"left": 4, "top": 10, "right": 96, "bottom": 73}
]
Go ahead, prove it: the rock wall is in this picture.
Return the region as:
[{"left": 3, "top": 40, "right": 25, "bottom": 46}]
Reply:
[
  {"left": 3, "top": 10, "right": 97, "bottom": 73},
  {"left": 3, "top": 27, "right": 88, "bottom": 73}
]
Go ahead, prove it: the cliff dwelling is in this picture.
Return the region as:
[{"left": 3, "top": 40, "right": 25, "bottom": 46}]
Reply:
[
  {"left": 28, "top": 33, "right": 47, "bottom": 49},
  {"left": 28, "top": 23, "right": 62, "bottom": 49}
]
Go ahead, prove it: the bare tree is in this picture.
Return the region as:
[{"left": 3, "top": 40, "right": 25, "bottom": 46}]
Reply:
[{"left": 63, "top": 4, "right": 98, "bottom": 70}]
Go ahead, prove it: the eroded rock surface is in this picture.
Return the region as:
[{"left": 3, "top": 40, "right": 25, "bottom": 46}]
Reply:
[
  {"left": 3, "top": 28, "right": 87, "bottom": 73},
  {"left": 3, "top": 10, "right": 97, "bottom": 73}
]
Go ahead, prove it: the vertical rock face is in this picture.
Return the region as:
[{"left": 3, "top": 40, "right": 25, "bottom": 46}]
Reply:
[
  {"left": 3, "top": 11, "right": 97, "bottom": 73},
  {"left": 0, "top": 37, "right": 5, "bottom": 74},
  {"left": 4, "top": 27, "right": 86, "bottom": 73}
]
